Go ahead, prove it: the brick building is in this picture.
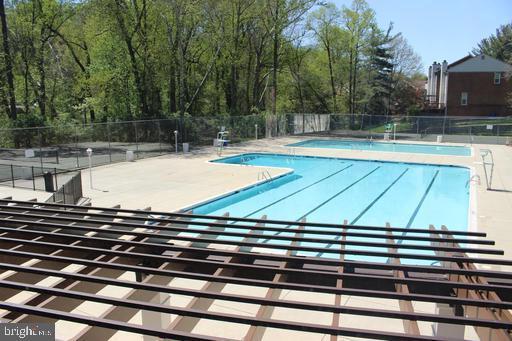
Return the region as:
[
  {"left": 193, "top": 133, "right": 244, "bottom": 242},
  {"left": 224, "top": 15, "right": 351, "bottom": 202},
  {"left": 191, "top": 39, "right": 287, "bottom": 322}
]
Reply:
[{"left": 426, "top": 54, "right": 512, "bottom": 116}]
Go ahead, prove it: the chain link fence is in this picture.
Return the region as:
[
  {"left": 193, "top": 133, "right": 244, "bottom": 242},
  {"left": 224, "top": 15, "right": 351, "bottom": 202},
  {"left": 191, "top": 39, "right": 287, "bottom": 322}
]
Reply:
[
  {"left": 0, "top": 114, "right": 510, "bottom": 171},
  {"left": 285, "top": 114, "right": 512, "bottom": 145},
  {"left": 0, "top": 115, "right": 267, "bottom": 170}
]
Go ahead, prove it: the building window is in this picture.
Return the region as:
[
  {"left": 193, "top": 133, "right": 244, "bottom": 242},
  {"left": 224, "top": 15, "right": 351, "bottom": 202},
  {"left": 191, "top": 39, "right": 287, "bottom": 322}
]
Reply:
[
  {"left": 494, "top": 72, "right": 501, "bottom": 85},
  {"left": 461, "top": 92, "right": 468, "bottom": 106}
]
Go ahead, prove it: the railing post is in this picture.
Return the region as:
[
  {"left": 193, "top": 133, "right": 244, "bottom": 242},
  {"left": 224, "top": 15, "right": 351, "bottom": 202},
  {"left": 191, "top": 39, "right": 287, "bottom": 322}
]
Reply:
[
  {"left": 10, "top": 164, "right": 14, "bottom": 187},
  {"left": 31, "top": 166, "right": 35, "bottom": 190}
]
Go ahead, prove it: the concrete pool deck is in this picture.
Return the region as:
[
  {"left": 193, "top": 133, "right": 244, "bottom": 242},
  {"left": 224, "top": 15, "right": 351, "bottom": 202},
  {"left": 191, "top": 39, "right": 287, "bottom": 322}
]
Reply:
[{"left": 2, "top": 136, "right": 511, "bottom": 340}]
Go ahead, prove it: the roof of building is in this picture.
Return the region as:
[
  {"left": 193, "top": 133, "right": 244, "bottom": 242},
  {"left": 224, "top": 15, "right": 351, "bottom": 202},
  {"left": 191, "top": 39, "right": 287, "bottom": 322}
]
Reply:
[{"left": 448, "top": 54, "right": 512, "bottom": 73}]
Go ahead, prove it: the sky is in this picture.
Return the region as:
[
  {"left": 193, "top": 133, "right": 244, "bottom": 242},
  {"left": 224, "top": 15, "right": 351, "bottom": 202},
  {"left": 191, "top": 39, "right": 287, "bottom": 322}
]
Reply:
[{"left": 331, "top": 0, "right": 512, "bottom": 74}]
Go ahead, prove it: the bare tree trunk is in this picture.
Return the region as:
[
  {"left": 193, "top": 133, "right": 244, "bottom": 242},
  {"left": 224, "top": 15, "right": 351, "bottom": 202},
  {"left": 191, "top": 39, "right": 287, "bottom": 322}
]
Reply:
[
  {"left": 38, "top": 37, "right": 46, "bottom": 117},
  {"left": 271, "top": 0, "right": 279, "bottom": 116},
  {"left": 23, "top": 59, "right": 29, "bottom": 114},
  {"left": 169, "top": 61, "right": 177, "bottom": 113},
  {"left": 0, "top": 0, "right": 16, "bottom": 119},
  {"left": 245, "top": 46, "right": 252, "bottom": 113},
  {"left": 113, "top": 0, "right": 148, "bottom": 117},
  {"left": 326, "top": 46, "right": 336, "bottom": 113}
]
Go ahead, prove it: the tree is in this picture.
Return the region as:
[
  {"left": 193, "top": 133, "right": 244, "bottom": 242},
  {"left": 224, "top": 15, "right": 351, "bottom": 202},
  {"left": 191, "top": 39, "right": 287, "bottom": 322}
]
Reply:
[
  {"left": 0, "top": 0, "right": 424, "bottom": 130},
  {"left": 308, "top": 3, "right": 341, "bottom": 112},
  {"left": 342, "top": 0, "right": 376, "bottom": 118},
  {"left": 266, "top": 0, "right": 316, "bottom": 116},
  {"left": 472, "top": 23, "right": 512, "bottom": 63},
  {"left": 366, "top": 25, "right": 394, "bottom": 116},
  {"left": 0, "top": 0, "right": 16, "bottom": 119},
  {"left": 390, "top": 34, "right": 422, "bottom": 77}
]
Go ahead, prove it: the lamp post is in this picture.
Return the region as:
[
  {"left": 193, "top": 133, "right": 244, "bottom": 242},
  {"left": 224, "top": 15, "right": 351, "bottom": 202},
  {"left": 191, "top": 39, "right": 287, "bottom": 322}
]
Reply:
[
  {"left": 86, "top": 148, "right": 93, "bottom": 189},
  {"left": 255, "top": 124, "right": 258, "bottom": 140},
  {"left": 174, "top": 130, "right": 178, "bottom": 153}
]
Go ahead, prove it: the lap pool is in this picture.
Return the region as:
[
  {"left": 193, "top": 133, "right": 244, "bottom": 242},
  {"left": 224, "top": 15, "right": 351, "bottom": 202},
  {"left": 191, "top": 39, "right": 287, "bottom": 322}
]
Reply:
[
  {"left": 189, "top": 153, "right": 470, "bottom": 263},
  {"left": 288, "top": 139, "right": 472, "bottom": 156}
]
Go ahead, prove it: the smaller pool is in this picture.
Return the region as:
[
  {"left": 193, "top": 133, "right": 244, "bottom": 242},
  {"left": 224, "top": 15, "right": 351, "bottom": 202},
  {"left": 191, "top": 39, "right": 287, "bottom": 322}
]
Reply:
[{"left": 288, "top": 139, "right": 471, "bottom": 156}]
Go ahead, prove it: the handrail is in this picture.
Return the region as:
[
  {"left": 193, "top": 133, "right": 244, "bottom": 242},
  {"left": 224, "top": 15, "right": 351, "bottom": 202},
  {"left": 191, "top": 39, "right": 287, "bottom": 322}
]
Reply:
[
  {"left": 257, "top": 170, "right": 272, "bottom": 182},
  {"left": 480, "top": 149, "right": 494, "bottom": 190}
]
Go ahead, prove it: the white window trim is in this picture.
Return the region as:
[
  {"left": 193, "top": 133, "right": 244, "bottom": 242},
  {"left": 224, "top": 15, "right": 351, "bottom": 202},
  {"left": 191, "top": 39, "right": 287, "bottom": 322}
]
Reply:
[
  {"left": 494, "top": 72, "right": 501, "bottom": 85},
  {"left": 461, "top": 92, "right": 468, "bottom": 106}
]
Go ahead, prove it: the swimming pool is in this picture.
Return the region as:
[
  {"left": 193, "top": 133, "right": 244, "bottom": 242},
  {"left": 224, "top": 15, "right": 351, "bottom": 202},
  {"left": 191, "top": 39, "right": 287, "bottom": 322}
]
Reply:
[
  {"left": 189, "top": 153, "right": 470, "bottom": 263},
  {"left": 288, "top": 139, "right": 472, "bottom": 156}
]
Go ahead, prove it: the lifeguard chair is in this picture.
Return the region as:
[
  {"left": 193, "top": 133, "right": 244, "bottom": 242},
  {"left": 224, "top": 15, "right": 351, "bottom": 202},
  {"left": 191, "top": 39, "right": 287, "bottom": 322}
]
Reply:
[{"left": 216, "top": 128, "right": 230, "bottom": 155}]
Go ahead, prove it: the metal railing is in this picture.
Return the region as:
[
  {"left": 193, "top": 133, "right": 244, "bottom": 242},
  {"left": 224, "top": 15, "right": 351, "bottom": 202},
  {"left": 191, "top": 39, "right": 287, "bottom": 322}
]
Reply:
[
  {"left": 0, "top": 164, "right": 61, "bottom": 191},
  {"left": 46, "top": 171, "right": 83, "bottom": 205},
  {"left": 480, "top": 149, "right": 495, "bottom": 190}
]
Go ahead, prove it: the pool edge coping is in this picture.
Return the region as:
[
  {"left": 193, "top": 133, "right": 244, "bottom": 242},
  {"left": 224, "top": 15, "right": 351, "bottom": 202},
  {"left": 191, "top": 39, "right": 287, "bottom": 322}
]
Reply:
[
  {"left": 178, "top": 152, "right": 473, "bottom": 232},
  {"left": 286, "top": 139, "right": 474, "bottom": 158}
]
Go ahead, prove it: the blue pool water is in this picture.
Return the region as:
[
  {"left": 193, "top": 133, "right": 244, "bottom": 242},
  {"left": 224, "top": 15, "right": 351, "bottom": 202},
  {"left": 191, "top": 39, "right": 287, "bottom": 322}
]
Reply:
[
  {"left": 288, "top": 139, "right": 471, "bottom": 156},
  {"left": 189, "top": 153, "right": 470, "bottom": 263}
]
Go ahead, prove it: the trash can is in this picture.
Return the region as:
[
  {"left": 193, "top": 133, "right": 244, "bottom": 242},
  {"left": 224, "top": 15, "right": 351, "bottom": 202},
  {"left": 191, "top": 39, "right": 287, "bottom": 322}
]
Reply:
[
  {"left": 437, "top": 135, "right": 443, "bottom": 143},
  {"left": 43, "top": 171, "right": 55, "bottom": 192},
  {"left": 182, "top": 143, "right": 190, "bottom": 153},
  {"left": 126, "top": 150, "right": 135, "bottom": 161}
]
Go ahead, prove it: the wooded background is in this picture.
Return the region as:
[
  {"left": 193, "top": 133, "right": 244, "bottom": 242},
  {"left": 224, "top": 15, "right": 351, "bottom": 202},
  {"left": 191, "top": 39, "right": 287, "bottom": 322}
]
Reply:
[{"left": 0, "top": 0, "right": 456, "bottom": 130}]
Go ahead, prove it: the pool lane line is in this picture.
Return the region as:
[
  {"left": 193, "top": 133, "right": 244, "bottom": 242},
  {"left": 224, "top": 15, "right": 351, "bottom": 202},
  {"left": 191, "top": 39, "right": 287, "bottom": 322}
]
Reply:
[
  {"left": 241, "top": 163, "right": 355, "bottom": 219},
  {"left": 350, "top": 168, "right": 410, "bottom": 225},
  {"left": 257, "top": 166, "right": 381, "bottom": 244},
  {"left": 296, "top": 166, "right": 381, "bottom": 222},
  {"left": 312, "top": 168, "right": 409, "bottom": 257},
  {"left": 396, "top": 169, "right": 440, "bottom": 245}
]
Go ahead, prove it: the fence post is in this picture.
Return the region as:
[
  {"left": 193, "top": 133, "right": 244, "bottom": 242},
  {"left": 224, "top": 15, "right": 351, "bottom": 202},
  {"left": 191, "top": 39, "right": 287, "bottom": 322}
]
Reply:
[
  {"left": 134, "top": 121, "right": 139, "bottom": 157},
  {"left": 157, "top": 120, "right": 162, "bottom": 155},
  {"left": 38, "top": 128, "right": 43, "bottom": 171},
  {"left": 54, "top": 168, "right": 58, "bottom": 190},
  {"left": 496, "top": 125, "right": 500, "bottom": 145},
  {"left": 107, "top": 122, "right": 112, "bottom": 163},
  {"left": 31, "top": 166, "right": 35, "bottom": 190},
  {"left": 10, "top": 164, "right": 14, "bottom": 187},
  {"left": 75, "top": 125, "right": 80, "bottom": 168}
]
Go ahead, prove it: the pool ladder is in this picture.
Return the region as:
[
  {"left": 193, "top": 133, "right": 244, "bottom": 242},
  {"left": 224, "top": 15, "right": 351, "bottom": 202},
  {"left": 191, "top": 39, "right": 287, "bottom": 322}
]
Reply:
[
  {"left": 480, "top": 149, "right": 494, "bottom": 190},
  {"left": 466, "top": 175, "right": 481, "bottom": 189},
  {"left": 258, "top": 170, "right": 273, "bottom": 181},
  {"left": 240, "top": 155, "right": 250, "bottom": 165}
]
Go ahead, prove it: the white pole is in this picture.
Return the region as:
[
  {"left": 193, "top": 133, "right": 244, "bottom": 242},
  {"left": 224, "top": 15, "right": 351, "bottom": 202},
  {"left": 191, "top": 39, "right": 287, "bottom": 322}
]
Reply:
[
  {"left": 393, "top": 124, "right": 397, "bottom": 141},
  {"left": 255, "top": 124, "right": 258, "bottom": 140},
  {"left": 174, "top": 130, "right": 178, "bottom": 153},
  {"left": 86, "top": 148, "right": 93, "bottom": 189}
]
